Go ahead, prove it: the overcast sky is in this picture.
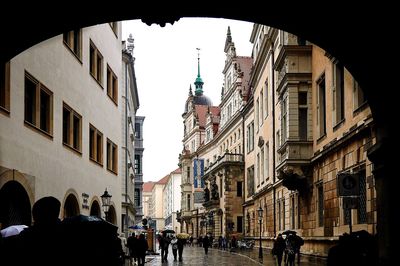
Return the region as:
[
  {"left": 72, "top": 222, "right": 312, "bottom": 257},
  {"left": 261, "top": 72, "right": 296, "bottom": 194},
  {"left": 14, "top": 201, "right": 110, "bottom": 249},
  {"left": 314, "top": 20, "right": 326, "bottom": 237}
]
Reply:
[{"left": 122, "top": 18, "right": 253, "bottom": 182}]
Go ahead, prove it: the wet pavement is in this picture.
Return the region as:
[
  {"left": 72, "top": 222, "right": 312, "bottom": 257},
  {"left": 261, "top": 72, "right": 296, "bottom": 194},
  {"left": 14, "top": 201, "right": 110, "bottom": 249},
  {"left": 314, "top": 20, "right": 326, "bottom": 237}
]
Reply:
[{"left": 143, "top": 245, "right": 327, "bottom": 266}]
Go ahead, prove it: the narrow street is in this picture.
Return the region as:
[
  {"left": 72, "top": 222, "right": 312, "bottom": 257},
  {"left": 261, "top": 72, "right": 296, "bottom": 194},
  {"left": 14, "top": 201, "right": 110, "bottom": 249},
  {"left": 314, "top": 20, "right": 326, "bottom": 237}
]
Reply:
[{"left": 143, "top": 246, "right": 327, "bottom": 266}]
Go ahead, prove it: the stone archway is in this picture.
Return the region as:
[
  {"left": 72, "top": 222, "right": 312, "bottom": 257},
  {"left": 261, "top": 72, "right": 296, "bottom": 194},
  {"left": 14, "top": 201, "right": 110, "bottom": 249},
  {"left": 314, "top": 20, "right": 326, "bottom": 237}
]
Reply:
[
  {"left": 90, "top": 200, "right": 101, "bottom": 218},
  {"left": 0, "top": 180, "right": 31, "bottom": 227},
  {"left": 63, "top": 193, "right": 80, "bottom": 218}
]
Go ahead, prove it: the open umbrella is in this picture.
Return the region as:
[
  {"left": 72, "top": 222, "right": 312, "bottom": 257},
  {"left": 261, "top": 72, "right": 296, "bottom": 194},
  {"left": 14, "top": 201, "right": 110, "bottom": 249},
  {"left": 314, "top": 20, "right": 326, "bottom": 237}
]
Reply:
[
  {"left": 282, "top": 230, "right": 297, "bottom": 235},
  {"left": 162, "top": 229, "right": 175, "bottom": 234},
  {"left": 0, "top": 224, "right": 28, "bottom": 238}
]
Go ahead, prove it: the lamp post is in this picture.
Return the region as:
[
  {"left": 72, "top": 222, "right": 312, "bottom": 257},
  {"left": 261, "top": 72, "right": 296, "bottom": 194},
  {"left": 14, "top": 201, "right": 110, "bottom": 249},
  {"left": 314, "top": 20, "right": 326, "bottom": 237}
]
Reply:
[
  {"left": 101, "top": 188, "right": 112, "bottom": 221},
  {"left": 257, "top": 205, "right": 264, "bottom": 259}
]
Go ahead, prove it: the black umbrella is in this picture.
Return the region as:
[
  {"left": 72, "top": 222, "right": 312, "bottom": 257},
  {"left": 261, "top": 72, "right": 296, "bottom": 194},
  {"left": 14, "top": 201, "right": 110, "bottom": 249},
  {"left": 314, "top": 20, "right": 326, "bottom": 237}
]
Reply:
[
  {"left": 162, "top": 229, "right": 175, "bottom": 234},
  {"left": 282, "top": 230, "right": 297, "bottom": 235},
  {"left": 60, "top": 215, "right": 120, "bottom": 265}
]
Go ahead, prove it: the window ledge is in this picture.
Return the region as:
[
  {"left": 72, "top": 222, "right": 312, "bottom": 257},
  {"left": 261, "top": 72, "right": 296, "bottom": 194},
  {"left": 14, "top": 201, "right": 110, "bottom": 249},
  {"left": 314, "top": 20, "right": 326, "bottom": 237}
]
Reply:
[
  {"left": 107, "top": 168, "right": 118, "bottom": 175},
  {"left": 63, "top": 142, "right": 82, "bottom": 156},
  {"left": 63, "top": 41, "right": 83, "bottom": 64},
  {"left": 333, "top": 118, "right": 345, "bottom": 132},
  {"left": 89, "top": 157, "right": 103, "bottom": 167},
  {"left": 24, "top": 121, "right": 53, "bottom": 140},
  {"left": 90, "top": 73, "right": 104, "bottom": 89},
  {"left": 316, "top": 133, "right": 326, "bottom": 144},
  {"left": 107, "top": 94, "right": 118, "bottom": 106},
  {"left": 0, "top": 106, "right": 10, "bottom": 116},
  {"left": 353, "top": 102, "right": 368, "bottom": 116}
]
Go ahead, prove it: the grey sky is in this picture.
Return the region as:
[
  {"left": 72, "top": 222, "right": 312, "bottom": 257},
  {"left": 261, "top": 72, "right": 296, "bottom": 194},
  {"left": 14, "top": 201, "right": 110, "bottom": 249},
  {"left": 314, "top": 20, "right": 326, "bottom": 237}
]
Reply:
[{"left": 122, "top": 18, "right": 253, "bottom": 182}]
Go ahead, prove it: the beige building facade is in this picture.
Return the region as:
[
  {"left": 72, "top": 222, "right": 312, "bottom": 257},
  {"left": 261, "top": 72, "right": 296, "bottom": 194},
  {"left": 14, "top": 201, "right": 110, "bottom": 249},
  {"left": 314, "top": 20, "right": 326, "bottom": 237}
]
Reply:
[
  {"left": 242, "top": 24, "right": 376, "bottom": 257},
  {"left": 0, "top": 23, "right": 123, "bottom": 228}
]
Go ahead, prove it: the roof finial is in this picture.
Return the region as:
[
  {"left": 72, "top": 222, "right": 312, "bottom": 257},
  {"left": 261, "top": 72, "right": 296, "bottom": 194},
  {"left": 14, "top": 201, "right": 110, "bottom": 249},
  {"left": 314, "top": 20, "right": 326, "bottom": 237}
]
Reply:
[
  {"left": 194, "top": 48, "right": 204, "bottom": 95},
  {"left": 189, "top": 84, "right": 193, "bottom": 96}
]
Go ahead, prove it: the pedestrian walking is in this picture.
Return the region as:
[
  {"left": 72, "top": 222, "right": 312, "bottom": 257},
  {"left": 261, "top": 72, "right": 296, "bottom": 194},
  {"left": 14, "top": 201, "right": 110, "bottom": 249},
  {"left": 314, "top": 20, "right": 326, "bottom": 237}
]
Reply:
[
  {"left": 285, "top": 234, "right": 296, "bottom": 266},
  {"left": 272, "top": 234, "right": 286, "bottom": 266},
  {"left": 177, "top": 237, "right": 185, "bottom": 261},
  {"left": 159, "top": 232, "right": 170, "bottom": 262},
  {"left": 137, "top": 233, "right": 148, "bottom": 266},
  {"left": 127, "top": 232, "right": 137, "bottom": 265},
  {"left": 171, "top": 235, "right": 179, "bottom": 261},
  {"left": 203, "top": 235, "right": 210, "bottom": 255}
]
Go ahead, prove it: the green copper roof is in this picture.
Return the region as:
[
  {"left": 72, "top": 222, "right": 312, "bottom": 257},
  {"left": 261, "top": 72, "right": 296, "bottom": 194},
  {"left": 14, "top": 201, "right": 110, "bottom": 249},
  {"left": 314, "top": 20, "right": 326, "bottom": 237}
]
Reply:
[{"left": 194, "top": 50, "right": 204, "bottom": 95}]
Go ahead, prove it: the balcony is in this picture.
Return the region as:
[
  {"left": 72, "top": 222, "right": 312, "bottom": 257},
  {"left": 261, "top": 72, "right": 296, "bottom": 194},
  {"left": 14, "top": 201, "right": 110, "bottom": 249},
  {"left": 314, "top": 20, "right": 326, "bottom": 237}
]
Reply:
[
  {"left": 204, "top": 153, "right": 244, "bottom": 178},
  {"left": 202, "top": 199, "right": 219, "bottom": 209},
  {"left": 276, "top": 140, "right": 312, "bottom": 193}
]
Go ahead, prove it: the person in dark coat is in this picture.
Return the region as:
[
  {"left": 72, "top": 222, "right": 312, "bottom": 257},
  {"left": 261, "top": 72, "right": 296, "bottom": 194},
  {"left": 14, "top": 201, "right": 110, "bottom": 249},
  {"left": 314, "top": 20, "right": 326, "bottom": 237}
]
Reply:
[
  {"left": 177, "top": 237, "right": 185, "bottom": 261},
  {"left": 127, "top": 232, "right": 137, "bottom": 264},
  {"left": 272, "top": 234, "right": 286, "bottom": 266},
  {"left": 203, "top": 235, "right": 210, "bottom": 255},
  {"left": 136, "top": 233, "right": 148, "bottom": 266},
  {"left": 159, "top": 232, "right": 170, "bottom": 262}
]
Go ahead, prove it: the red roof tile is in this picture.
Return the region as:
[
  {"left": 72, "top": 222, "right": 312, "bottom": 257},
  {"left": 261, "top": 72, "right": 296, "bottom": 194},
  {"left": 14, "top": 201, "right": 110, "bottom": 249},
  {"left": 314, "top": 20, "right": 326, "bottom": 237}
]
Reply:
[{"left": 143, "top": 182, "right": 155, "bottom": 192}]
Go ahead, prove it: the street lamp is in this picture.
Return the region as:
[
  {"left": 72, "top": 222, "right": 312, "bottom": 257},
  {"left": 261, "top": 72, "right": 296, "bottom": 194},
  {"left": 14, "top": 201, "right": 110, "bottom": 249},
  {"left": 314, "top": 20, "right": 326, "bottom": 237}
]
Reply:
[
  {"left": 101, "top": 188, "right": 112, "bottom": 221},
  {"left": 257, "top": 205, "right": 264, "bottom": 259}
]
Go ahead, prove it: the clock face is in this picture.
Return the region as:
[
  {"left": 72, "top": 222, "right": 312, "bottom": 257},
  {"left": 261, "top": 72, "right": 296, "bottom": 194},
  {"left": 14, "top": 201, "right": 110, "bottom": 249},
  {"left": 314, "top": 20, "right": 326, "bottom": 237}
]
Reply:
[{"left": 342, "top": 175, "right": 356, "bottom": 190}]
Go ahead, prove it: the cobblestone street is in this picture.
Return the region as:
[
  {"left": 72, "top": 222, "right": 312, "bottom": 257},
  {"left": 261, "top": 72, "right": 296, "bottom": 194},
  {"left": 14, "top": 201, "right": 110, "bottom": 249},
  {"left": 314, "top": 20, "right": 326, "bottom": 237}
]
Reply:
[{"left": 143, "top": 246, "right": 327, "bottom": 266}]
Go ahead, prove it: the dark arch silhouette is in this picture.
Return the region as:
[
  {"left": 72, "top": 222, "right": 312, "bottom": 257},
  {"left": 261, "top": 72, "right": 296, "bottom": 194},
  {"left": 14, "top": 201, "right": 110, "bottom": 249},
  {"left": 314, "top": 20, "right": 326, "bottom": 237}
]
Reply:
[
  {"left": 107, "top": 205, "right": 117, "bottom": 225},
  {"left": 0, "top": 181, "right": 31, "bottom": 227},
  {"left": 63, "top": 194, "right": 80, "bottom": 218},
  {"left": 90, "top": 200, "right": 101, "bottom": 218},
  {"left": 0, "top": 6, "right": 396, "bottom": 265}
]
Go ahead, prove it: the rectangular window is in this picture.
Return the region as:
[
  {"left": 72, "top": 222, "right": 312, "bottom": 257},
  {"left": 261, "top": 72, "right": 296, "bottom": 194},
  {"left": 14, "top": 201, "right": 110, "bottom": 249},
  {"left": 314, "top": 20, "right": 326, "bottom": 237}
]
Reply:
[
  {"left": 89, "top": 41, "right": 103, "bottom": 85},
  {"left": 260, "top": 92, "right": 263, "bottom": 125},
  {"left": 299, "top": 108, "right": 308, "bottom": 140},
  {"left": 357, "top": 169, "right": 367, "bottom": 224},
  {"left": 24, "top": 72, "right": 53, "bottom": 136},
  {"left": 318, "top": 184, "right": 324, "bottom": 227},
  {"left": 106, "top": 138, "right": 118, "bottom": 174},
  {"left": 353, "top": 80, "right": 366, "bottom": 110},
  {"left": 333, "top": 62, "right": 344, "bottom": 125},
  {"left": 63, "top": 29, "right": 82, "bottom": 60},
  {"left": 1, "top": 62, "right": 10, "bottom": 113},
  {"left": 264, "top": 79, "right": 268, "bottom": 118},
  {"left": 282, "top": 198, "right": 285, "bottom": 230},
  {"left": 187, "top": 194, "right": 191, "bottom": 210},
  {"left": 134, "top": 189, "right": 140, "bottom": 207},
  {"left": 317, "top": 74, "right": 326, "bottom": 137},
  {"left": 260, "top": 147, "right": 264, "bottom": 183},
  {"left": 256, "top": 153, "right": 260, "bottom": 186},
  {"left": 237, "top": 216, "right": 243, "bottom": 233},
  {"left": 135, "top": 123, "right": 141, "bottom": 138},
  {"left": 237, "top": 181, "right": 242, "bottom": 197},
  {"left": 186, "top": 166, "right": 190, "bottom": 183},
  {"left": 281, "top": 97, "right": 287, "bottom": 142},
  {"left": 265, "top": 143, "right": 269, "bottom": 180},
  {"left": 109, "top": 22, "right": 118, "bottom": 36},
  {"left": 247, "top": 121, "right": 254, "bottom": 153},
  {"left": 291, "top": 196, "right": 295, "bottom": 229},
  {"left": 135, "top": 154, "right": 141, "bottom": 174},
  {"left": 255, "top": 98, "right": 259, "bottom": 130},
  {"left": 247, "top": 166, "right": 254, "bottom": 196},
  {"left": 62, "top": 103, "right": 82, "bottom": 152},
  {"left": 89, "top": 124, "right": 103, "bottom": 165},
  {"left": 107, "top": 65, "right": 118, "bottom": 104}
]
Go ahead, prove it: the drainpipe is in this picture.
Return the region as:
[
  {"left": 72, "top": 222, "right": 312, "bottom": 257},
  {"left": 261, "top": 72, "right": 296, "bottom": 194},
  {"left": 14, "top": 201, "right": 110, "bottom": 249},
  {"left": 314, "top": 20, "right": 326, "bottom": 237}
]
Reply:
[
  {"left": 271, "top": 42, "right": 277, "bottom": 237},
  {"left": 241, "top": 106, "right": 246, "bottom": 237},
  {"left": 125, "top": 55, "right": 129, "bottom": 235}
]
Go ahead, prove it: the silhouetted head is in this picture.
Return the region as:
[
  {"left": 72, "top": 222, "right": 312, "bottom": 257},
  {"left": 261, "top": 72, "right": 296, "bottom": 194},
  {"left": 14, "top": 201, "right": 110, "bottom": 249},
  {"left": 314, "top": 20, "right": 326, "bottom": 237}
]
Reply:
[{"left": 32, "top": 196, "right": 61, "bottom": 225}]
